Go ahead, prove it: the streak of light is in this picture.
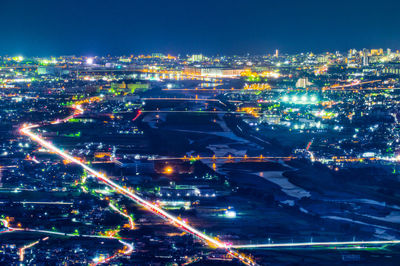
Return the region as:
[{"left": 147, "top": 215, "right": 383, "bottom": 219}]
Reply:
[
  {"left": 19, "top": 237, "right": 48, "bottom": 262},
  {"left": 20, "top": 103, "right": 256, "bottom": 266},
  {"left": 109, "top": 203, "right": 135, "bottom": 230},
  {"left": 231, "top": 240, "right": 400, "bottom": 249}
]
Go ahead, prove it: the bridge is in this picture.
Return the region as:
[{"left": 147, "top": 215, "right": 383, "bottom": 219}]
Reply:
[{"left": 149, "top": 155, "right": 295, "bottom": 162}]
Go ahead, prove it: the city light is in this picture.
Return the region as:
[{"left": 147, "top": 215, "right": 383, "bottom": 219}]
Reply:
[
  {"left": 163, "top": 166, "right": 174, "bottom": 174},
  {"left": 3, "top": 34, "right": 400, "bottom": 266},
  {"left": 225, "top": 210, "right": 237, "bottom": 218}
]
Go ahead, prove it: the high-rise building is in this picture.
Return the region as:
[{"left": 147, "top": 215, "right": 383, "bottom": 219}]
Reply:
[
  {"left": 348, "top": 49, "right": 357, "bottom": 58},
  {"left": 275, "top": 49, "right": 279, "bottom": 57},
  {"left": 190, "top": 54, "right": 204, "bottom": 62},
  {"left": 362, "top": 49, "right": 369, "bottom": 66}
]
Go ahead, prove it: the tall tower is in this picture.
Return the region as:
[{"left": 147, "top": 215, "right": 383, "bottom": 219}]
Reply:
[
  {"left": 362, "top": 49, "right": 369, "bottom": 66},
  {"left": 275, "top": 49, "right": 279, "bottom": 57}
]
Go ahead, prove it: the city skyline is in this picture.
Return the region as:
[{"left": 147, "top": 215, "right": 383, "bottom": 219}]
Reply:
[{"left": 2, "top": 1, "right": 400, "bottom": 265}]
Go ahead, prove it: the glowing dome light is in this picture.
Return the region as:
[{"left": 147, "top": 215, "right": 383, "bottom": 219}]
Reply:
[
  {"left": 311, "top": 95, "right": 317, "bottom": 102},
  {"left": 282, "top": 95, "right": 289, "bottom": 102},
  {"left": 301, "top": 95, "right": 307, "bottom": 102},
  {"left": 86, "top": 58, "right": 94, "bottom": 65},
  {"left": 292, "top": 96, "right": 298, "bottom": 102}
]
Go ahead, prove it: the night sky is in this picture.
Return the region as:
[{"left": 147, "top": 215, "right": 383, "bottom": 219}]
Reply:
[{"left": 1, "top": 0, "right": 400, "bottom": 56}]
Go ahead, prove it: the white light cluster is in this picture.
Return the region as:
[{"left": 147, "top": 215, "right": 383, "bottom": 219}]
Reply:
[{"left": 282, "top": 95, "right": 318, "bottom": 104}]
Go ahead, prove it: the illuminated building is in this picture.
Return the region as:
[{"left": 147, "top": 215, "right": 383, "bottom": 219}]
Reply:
[
  {"left": 362, "top": 48, "right": 369, "bottom": 66},
  {"left": 184, "top": 66, "right": 245, "bottom": 78},
  {"left": 370, "top": 48, "right": 383, "bottom": 56},
  {"left": 37, "top": 67, "right": 48, "bottom": 75},
  {"left": 296, "top": 77, "right": 313, "bottom": 88},
  {"left": 382, "top": 64, "right": 400, "bottom": 76},
  {"left": 151, "top": 53, "right": 165, "bottom": 58},
  {"left": 190, "top": 54, "right": 204, "bottom": 62}
]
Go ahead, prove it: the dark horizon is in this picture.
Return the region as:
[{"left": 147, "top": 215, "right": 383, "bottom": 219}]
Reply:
[{"left": 1, "top": 0, "right": 400, "bottom": 56}]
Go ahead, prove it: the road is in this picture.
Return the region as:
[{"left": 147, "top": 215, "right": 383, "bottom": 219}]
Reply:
[
  {"left": 21, "top": 99, "right": 400, "bottom": 264},
  {"left": 231, "top": 240, "right": 400, "bottom": 249},
  {"left": 19, "top": 106, "right": 256, "bottom": 265}
]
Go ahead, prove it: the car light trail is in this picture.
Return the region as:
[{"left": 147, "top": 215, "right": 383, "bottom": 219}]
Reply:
[
  {"left": 131, "top": 109, "right": 142, "bottom": 122},
  {"left": 20, "top": 126, "right": 226, "bottom": 248},
  {"left": 119, "top": 239, "right": 134, "bottom": 254},
  {"left": 19, "top": 237, "right": 48, "bottom": 262},
  {"left": 109, "top": 203, "right": 135, "bottom": 230},
  {"left": 149, "top": 155, "right": 295, "bottom": 161},
  {"left": 231, "top": 240, "right": 400, "bottom": 249},
  {"left": 20, "top": 120, "right": 256, "bottom": 265},
  {"left": 141, "top": 110, "right": 245, "bottom": 114},
  {"left": 2, "top": 216, "right": 122, "bottom": 240},
  {"left": 92, "top": 240, "right": 134, "bottom": 265},
  {"left": 142, "top": 97, "right": 241, "bottom": 103}
]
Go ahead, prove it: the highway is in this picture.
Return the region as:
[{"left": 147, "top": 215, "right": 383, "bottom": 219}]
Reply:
[
  {"left": 19, "top": 237, "right": 48, "bottom": 262},
  {"left": 92, "top": 239, "right": 134, "bottom": 265},
  {"left": 142, "top": 97, "right": 241, "bottom": 103},
  {"left": 231, "top": 240, "right": 400, "bottom": 249},
  {"left": 149, "top": 155, "right": 295, "bottom": 161},
  {"left": 1, "top": 217, "right": 132, "bottom": 265},
  {"left": 20, "top": 98, "right": 400, "bottom": 264},
  {"left": 19, "top": 106, "right": 256, "bottom": 265},
  {"left": 142, "top": 110, "right": 246, "bottom": 114}
]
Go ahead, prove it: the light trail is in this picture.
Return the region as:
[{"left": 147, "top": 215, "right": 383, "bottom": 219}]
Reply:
[
  {"left": 231, "top": 240, "right": 400, "bottom": 249},
  {"left": 109, "top": 203, "right": 135, "bottom": 230},
  {"left": 20, "top": 125, "right": 224, "bottom": 246},
  {"left": 131, "top": 110, "right": 142, "bottom": 122},
  {"left": 20, "top": 123, "right": 256, "bottom": 265},
  {"left": 0, "top": 201, "right": 73, "bottom": 205},
  {"left": 0, "top": 218, "right": 9, "bottom": 228},
  {"left": 142, "top": 97, "right": 241, "bottom": 103},
  {"left": 2, "top": 216, "right": 131, "bottom": 265},
  {"left": 2, "top": 217, "right": 121, "bottom": 240},
  {"left": 320, "top": 80, "right": 382, "bottom": 91},
  {"left": 19, "top": 237, "right": 48, "bottom": 262},
  {"left": 143, "top": 97, "right": 219, "bottom": 101},
  {"left": 21, "top": 228, "right": 122, "bottom": 239},
  {"left": 11, "top": 94, "right": 400, "bottom": 264},
  {"left": 119, "top": 239, "right": 134, "bottom": 254},
  {"left": 2, "top": 226, "right": 123, "bottom": 240},
  {"left": 92, "top": 239, "right": 134, "bottom": 265},
  {"left": 142, "top": 110, "right": 246, "bottom": 114},
  {"left": 162, "top": 88, "right": 239, "bottom": 92},
  {"left": 149, "top": 155, "right": 295, "bottom": 161}
]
